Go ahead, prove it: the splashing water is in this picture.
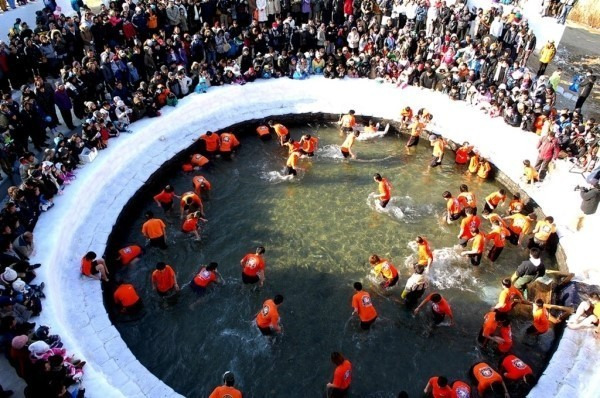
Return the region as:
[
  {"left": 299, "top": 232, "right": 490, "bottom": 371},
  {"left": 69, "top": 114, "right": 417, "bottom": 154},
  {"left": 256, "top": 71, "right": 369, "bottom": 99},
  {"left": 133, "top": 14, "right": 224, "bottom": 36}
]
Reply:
[
  {"left": 428, "top": 247, "right": 480, "bottom": 292},
  {"left": 259, "top": 170, "right": 297, "bottom": 184},
  {"left": 316, "top": 144, "right": 345, "bottom": 159},
  {"left": 367, "top": 192, "right": 407, "bottom": 221}
]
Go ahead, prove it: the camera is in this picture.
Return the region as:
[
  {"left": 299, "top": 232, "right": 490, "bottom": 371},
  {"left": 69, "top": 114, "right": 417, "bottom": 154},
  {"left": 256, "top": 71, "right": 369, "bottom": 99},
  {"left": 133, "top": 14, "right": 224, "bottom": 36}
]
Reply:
[{"left": 574, "top": 185, "right": 589, "bottom": 192}]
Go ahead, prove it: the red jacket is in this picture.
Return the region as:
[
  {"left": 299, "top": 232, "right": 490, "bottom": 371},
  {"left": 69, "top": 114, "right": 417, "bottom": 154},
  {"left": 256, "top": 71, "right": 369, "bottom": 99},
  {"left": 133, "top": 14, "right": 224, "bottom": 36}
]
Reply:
[{"left": 537, "top": 136, "right": 559, "bottom": 161}]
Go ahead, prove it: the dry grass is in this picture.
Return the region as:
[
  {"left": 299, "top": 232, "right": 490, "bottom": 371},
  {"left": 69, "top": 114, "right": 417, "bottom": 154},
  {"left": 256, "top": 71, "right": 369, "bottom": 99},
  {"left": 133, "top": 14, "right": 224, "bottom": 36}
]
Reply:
[{"left": 569, "top": 0, "right": 600, "bottom": 28}]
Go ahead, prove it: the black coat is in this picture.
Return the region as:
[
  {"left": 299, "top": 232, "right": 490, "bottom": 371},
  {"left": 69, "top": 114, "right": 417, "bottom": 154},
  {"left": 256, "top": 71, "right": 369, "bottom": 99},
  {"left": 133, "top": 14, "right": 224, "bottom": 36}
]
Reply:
[{"left": 578, "top": 76, "right": 596, "bottom": 98}]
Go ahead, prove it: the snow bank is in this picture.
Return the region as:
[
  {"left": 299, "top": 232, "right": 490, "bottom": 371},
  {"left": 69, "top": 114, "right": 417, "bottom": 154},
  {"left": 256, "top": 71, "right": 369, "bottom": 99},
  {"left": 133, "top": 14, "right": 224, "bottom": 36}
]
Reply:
[{"left": 30, "top": 77, "right": 598, "bottom": 397}]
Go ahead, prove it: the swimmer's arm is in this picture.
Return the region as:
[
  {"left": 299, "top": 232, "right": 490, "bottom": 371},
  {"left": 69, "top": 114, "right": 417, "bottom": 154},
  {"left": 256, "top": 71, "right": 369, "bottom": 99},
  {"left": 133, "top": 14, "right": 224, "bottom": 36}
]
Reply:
[
  {"left": 413, "top": 296, "right": 430, "bottom": 314},
  {"left": 423, "top": 380, "right": 432, "bottom": 394},
  {"left": 501, "top": 381, "right": 510, "bottom": 398}
]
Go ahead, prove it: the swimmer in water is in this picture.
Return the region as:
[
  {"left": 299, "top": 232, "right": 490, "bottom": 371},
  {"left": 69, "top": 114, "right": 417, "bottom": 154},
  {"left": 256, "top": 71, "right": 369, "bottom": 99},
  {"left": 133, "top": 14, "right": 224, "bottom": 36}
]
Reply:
[
  {"left": 268, "top": 120, "right": 290, "bottom": 146},
  {"left": 299, "top": 134, "right": 319, "bottom": 157},
  {"left": 180, "top": 191, "right": 204, "bottom": 219},
  {"left": 255, "top": 294, "right": 284, "bottom": 335},
  {"left": 326, "top": 352, "right": 352, "bottom": 398},
  {"left": 285, "top": 149, "right": 301, "bottom": 177},
  {"left": 241, "top": 246, "right": 266, "bottom": 287},
  {"left": 190, "top": 262, "right": 222, "bottom": 295},
  {"left": 416, "top": 236, "right": 434, "bottom": 267},
  {"left": 373, "top": 173, "right": 392, "bottom": 208},
  {"left": 151, "top": 262, "right": 180, "bottom": 297},
  {"left": 414, "top": 292, "right": 454, "bottom": 326},
  {"left": 369, "top": 254, "right": 399, "bottom": 289},
  {"left": 153, "top": 185, "right": 180, "bottom": 214},
  {"left": 339, "top": 110, "right": 357, "bottom": 135},
  {"left": 340, "top": 130, "right": 360, "bottom": 159},
  {"left": 351, "top": 282, "right": 378, "bottom": 330},
  {"left": 182, "top": 211, "right": 207, "bottom": 241},
  {"left": 208, "top": 371, "right": 242, "bottom": 398}
]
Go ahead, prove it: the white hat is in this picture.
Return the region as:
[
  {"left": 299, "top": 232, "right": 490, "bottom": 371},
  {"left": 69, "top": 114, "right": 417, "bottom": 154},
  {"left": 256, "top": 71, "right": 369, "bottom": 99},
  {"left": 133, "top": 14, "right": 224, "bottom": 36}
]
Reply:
[
  {"left": 28, "top": 341, "right": 50, "bottom": 358},
  {"left": 12, "top": 278, "right": 26, "bottom": 293},
  {"left": 2, "top": 268, "right": 17, "bottom": 283},
  {"left": 117, "top": 100, "right": 125, "bottom": 107}
]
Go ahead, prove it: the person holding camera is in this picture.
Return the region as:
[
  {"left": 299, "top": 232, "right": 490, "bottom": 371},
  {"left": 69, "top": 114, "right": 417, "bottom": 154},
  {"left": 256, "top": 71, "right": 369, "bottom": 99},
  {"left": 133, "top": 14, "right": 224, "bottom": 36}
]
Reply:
[{"left": 575, "top": 183, "right": 600, "bottom": 231}]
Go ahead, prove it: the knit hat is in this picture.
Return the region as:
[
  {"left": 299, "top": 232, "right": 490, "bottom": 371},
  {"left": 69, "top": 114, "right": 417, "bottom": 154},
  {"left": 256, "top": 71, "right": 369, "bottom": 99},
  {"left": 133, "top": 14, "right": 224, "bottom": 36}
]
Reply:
[
  {"left": 28, "top": 341, "right": 50, "bottom": 358},
  {"left": 12, "top": 278, "right": 26, "bottom": 293},
  {"left": 12, "top": 335, "right": 29, "bottom": 350},
  {"left": 2, "top": 268, "right": 17, "bottom": 283}
]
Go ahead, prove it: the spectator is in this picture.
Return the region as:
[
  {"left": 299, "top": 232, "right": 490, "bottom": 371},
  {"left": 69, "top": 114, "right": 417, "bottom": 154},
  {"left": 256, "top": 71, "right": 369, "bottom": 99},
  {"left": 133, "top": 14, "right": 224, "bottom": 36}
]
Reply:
[
  {"left": 510, "top": 247, "right": 545, "bottom": 292},
  {"left": 575, "top": 70, "right": 596, "bottom": 110},
  {"left": 574, "top": 183, "right": 600, "bottom": 231},
  {"left": 537, "top": 40, "right": 556, "bottom": 77}
]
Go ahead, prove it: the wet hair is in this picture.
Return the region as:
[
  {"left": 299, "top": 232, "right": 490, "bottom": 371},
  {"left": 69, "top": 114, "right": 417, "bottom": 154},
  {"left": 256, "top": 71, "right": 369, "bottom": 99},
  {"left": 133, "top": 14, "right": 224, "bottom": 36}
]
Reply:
[
  {"left": 482, "top": 208, "right": 490, "bottom": 215},
  {"left": 156, "top": 262, "right": 166, "bottom": 270},
  {"left": 471, "top": 226, "right": 480, "bottom": 234},
  {"left": 207, "top": 262, "right": 218, "bottom": 271},
  {"left": 415, "top": 264, "right": 426, "bottom": 275},
  {"left": 523, "top": 159, "right": 531, "bottom": 166},
  {"left": 545, "top": 216, "right": 554, "bottom": 223},
  {"left": 524, "top": 374, "right": 536, "bottom": 385},
  {"left": 256, "top": 246, "right": 266, "bottom": 254},
  {"left": 186, "top": 197, "right": 193, "bottom": 204},
  {"left": 84, "top": 251, "right": 97, "bottom": 260},
  {"left": 437, "top": 376, "right": 448, "bottom": 387},
  {"left": 146, "top": 211, "right": 154, "bottom": 218},
  {"left": 349, "top": 110, "right": 355, "bottom": 115},
  {"left": 416, "top": 236, "right": 424, "bottom": 244},
  {"left": 206, "top": 130, "right": 213, "bottom": 136},
  {"left": 223, "top": 371, "right": 235, "bottom": 386},
  {"left": 354, "top": 282, "right": 363, "bottom": 291},
  {"left": 165, "top": 185, "right": 174, "bottom": 192},
  {"left": 513, "top": 192, "right": 521, "bottom": 199},
  {"left": 354, "top": 131, "right": 360, "bottom": 137},
  {"left": 274, "top": 294, "right": 284, "bottom": 305},
  {"left": 502, "top": 278, "right": 511, "bottom": 288},
  {"left": 268, "top": 120, "right": 274, "bottom": 126},
  {"left": 465, "top": 207, "right": 474, "bottom": 215},
  {"left": 495, "top": 311, "right": 508, "bottom": 323},
  {"left": 500, "top": 318, "right": 511, "bottom": 327},
  {"left": 431, "top": 293, "right": 441, "bottom": 303},
  {"left": 590, "top": 293, "right": 600, "bottom": 301},
  {"left": 535, "top": 299, "right": 544, "bottom": 307},
  {"left": 369, "top": 254, "right": 381, "bottom": 264},
  {"left": 442, "top": 191, "right": 452, "bottom": 198},
  {"left": 499, "top": 189, "right": 506, "bottom": 195},
  {"left": 305, "top": 134, "right": 312, "bottom": 139},
  {"left": 459, "top": 184, "right": 468, "bottom": 192},
  {"left": 529, "top": 247, "right": 541, "bottom": 259},
  {"left": 331, "top": 352, "right": 345, "bottom": 365},
  {"left": 373, "top": 173, "right": 382, "bottom": 181}
]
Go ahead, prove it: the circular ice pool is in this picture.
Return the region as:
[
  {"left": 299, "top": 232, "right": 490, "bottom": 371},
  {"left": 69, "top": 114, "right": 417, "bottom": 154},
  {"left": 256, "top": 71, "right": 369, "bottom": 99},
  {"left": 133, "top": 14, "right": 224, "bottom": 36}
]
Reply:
[{"left": 108, "top": 123, "right": 557, "bottom": 397}]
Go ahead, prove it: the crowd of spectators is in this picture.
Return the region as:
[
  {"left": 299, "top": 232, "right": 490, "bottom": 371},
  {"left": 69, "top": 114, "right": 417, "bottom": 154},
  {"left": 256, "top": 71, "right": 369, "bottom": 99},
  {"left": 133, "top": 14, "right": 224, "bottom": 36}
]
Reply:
[
  {"left": 0, "top": 0, "right": 598, "bottom": 395},
  {"left": 0, "top": 0, "right": 595, "bottom": 191}
]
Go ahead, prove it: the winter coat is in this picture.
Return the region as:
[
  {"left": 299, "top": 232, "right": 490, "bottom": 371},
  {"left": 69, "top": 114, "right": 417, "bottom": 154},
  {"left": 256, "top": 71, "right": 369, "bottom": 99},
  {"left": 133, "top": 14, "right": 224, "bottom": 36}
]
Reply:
[
  {"left": 537, "top": 136, "right": 559, "bottom": 161},
  {"left": 54, "top": 89, "right": 72, "bottom": 110},
  {"left": 539, "top": 44, "right": 556, "bottom": 64}
]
